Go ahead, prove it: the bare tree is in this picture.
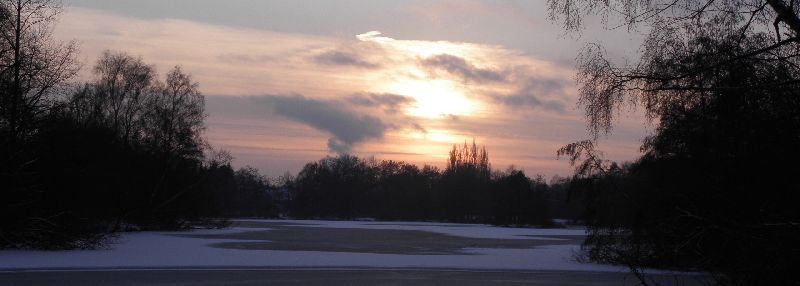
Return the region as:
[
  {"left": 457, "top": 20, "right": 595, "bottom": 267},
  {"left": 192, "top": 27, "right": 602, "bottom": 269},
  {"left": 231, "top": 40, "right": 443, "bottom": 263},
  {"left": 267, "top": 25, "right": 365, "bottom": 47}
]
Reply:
[
  {"left": 90, "top": 50, "right": 156, "bottom": 143},
  {"left": 556, "top": 140, "right": 610, "bottom": 177},
  {"left": 0, "top": 0, "right": 78, "bottom": 141},
  {"left": 143, "top": 66, "right": 205, "bottom": 158},
  {"left": 548, "top": 0, "right": 800, "bottom": 137},
  {"left": 447, "top": 140, "right": 490, "bottom": 178}
]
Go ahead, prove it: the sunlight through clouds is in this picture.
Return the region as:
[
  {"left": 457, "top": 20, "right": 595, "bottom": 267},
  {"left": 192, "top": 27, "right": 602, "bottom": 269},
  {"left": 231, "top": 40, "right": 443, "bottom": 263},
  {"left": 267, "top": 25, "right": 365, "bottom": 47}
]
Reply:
[
  {"left": 382, "top": 79, "right": 473, "bottom": 119},
  {"left": 357, "top": 30, "right": 475, "bottom": 58},
  {"left": 52, "top": 6, "right": 647, "bottom": 176}
]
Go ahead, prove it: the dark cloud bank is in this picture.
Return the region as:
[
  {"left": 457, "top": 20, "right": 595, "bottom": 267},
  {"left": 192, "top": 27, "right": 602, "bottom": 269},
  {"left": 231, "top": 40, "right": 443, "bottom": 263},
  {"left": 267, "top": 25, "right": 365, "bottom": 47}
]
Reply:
[
  {"left": 209, "top": 94, "right": 423, "bottom": 155},
  {"left": 248, "top": 95, "right": 389, "bottom": 154}
]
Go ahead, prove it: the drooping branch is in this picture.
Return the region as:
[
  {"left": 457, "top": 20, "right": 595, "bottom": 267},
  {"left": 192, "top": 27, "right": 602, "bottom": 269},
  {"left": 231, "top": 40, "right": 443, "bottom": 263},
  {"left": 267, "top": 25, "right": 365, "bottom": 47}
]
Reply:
[
  {"left": 557, "top": 140, "right": 609, "bottom": 177},
  {"left": 767, "top": 0, "right": 800, "bottom": 36}
]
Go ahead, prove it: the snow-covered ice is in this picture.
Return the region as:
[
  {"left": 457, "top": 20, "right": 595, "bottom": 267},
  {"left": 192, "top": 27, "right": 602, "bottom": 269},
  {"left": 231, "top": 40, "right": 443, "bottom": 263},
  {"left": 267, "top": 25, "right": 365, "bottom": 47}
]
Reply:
[
  {"left": 0, "top": 219, "right": 626, "bottom": 272},
  {"left": 239, "top": 219, "right": 587, "bottom": 240}
]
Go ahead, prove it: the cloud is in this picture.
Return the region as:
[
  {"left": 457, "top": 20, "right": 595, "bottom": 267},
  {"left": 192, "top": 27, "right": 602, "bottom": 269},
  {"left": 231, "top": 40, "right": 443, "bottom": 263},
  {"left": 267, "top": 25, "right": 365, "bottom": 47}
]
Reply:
[
  {"left": 488, "top": 78, "right": 567, "bottom": 113},
  {"left": 218, "top": 53, "right": 278, "bottom": 64},
  {"left": 347, "top": 92, "right": 414, "bottom": 113},
  {"left": 421, "top": 54, "right": 507, "bottom": 83},
  {"left": 254, "top": 95, "right": 389, "bottom": 154},
  {"left": 411, "top": 123, "right": 427, "bottom": 134},
  {"left": 524, "top": 78, "right": 564, "bottom": 96},
  {"left": 346, "top": 92, "right": 427, "bottom": 134},
  {"left": 313, "top": 50, "right": 380, "bottom": 69},
  {"left": 490, "top": 94, "right": 566, "bottom": 113},
  {"left": 57, "top": 8, "right": 647, "bottom": 177}
]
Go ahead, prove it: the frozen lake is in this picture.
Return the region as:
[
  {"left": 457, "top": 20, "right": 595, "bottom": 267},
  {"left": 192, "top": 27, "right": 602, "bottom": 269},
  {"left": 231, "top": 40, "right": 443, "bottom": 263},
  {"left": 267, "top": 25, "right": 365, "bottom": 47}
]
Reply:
[{"left": 0, "top": 219, "right": 710, "bottom": 285}]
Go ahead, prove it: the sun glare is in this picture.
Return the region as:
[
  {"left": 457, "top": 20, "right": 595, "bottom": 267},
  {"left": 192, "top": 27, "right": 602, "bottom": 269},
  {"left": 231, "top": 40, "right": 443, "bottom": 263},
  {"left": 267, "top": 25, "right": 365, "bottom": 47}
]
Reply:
[
  {"left": 383, "top": 79, "right": 473, "bottom": 119},
  {"left": 426, "top": 130, "right": 459, "bottom": 143},
  {"left": 358, "top": 31, "right": 481, "bottom": 120}
]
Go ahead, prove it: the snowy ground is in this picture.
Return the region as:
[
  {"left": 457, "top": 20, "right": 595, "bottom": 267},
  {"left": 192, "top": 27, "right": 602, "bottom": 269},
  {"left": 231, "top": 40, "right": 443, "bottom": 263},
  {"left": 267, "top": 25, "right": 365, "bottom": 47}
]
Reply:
[{"left": 0, "top": 219, "right": 711, "bottom": 285}]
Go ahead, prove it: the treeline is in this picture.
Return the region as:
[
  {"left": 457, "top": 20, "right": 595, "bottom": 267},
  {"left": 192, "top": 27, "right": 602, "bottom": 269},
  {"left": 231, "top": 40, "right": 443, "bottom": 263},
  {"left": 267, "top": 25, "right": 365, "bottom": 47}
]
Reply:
[{"left": 288, "top": 141, "right": 552, "bottom": 226}]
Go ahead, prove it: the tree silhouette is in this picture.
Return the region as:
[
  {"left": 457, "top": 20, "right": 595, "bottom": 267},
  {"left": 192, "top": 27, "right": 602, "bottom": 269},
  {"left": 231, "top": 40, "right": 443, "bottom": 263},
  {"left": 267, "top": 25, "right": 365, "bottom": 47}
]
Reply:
[
  {"left": 89, "top": 50, "right": 156, "bottom": 143},
  {"left": 143, "top": 66, "right": 205, "bottom": 158},
  {"left": 549, "top": 0, "right": 800, "bottom": 136},
  {"left": 0, "top": 0, "right": 83, "bottom": 249},
  {"left": 285, "top": 143, "right": 553, "bottom": 226},
  {"left": 0, "top": 0, "right": 79, "bottom": 141},
  {"left": 549, "top": 1, "right": 800, "bottom": 283}
]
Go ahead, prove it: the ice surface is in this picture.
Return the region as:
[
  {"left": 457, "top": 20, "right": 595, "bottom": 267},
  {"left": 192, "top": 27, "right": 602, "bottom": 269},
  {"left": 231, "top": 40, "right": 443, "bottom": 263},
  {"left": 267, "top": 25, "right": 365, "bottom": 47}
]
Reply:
[
  {"left": 236, "top": 219, "right": 588, "bottom": 239},
  {"left": 0, "top": 220, "right": 625, "bottom": 272}
]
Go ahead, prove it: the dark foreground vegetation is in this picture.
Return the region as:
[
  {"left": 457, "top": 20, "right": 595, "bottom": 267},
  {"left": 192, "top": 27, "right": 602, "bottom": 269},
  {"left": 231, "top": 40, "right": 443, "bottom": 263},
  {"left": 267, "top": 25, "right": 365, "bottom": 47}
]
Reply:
[{"left": 548, "top": 0, "right": 800, "bottom": 285}]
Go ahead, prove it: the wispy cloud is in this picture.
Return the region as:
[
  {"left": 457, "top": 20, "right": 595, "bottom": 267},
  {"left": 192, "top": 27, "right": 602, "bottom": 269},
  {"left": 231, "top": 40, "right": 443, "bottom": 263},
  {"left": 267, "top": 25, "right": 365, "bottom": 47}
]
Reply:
[
  {"left": 347, "top": 92, "right": 414, "bottom": 113},
  {"left": 488, "top": 93, "right": 566, "bottom": 113},
  {"left": 487, "top": 78, "right": 568, "bottom": 113},
  {"left": 313, "top": 50, "right": 380, "bottom": 69},
  {"left": 420, "top": 54, "right": 507, "bottom": 83}
]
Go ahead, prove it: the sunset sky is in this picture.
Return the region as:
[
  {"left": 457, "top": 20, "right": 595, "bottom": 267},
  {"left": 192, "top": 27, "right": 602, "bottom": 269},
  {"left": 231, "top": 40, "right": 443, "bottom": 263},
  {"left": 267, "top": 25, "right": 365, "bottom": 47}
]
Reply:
[{"left": 55, "top": 0, "right": 651, "bottom": 178}]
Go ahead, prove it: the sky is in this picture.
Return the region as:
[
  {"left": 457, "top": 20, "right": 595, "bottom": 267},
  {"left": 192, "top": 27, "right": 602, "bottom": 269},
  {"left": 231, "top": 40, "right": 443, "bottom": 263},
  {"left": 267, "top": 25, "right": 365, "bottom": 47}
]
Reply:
[{"left": 54, "top": 0, "right": 651, "bottom": 178}]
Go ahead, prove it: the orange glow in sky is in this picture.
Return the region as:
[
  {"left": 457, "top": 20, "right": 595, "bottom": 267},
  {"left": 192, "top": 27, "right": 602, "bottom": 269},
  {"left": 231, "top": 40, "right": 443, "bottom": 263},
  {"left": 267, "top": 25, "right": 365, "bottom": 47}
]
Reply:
[{"left": 382, "top": 79, "right": 474, "bottom": 119}]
